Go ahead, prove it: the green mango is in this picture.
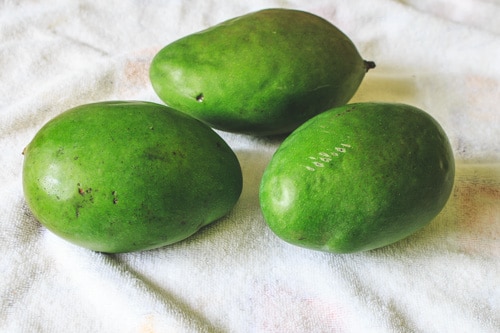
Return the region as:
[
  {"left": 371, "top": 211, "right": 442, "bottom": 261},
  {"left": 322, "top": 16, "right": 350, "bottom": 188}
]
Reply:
[
  {"left": 22, "top": 101, "right": 242, "bottom": 253},
  {"left": 150, "top": 8, "right": 375, "bottom": 136},
  {"left": 259, "top": 103, "right": 455, "bottom": 253}
]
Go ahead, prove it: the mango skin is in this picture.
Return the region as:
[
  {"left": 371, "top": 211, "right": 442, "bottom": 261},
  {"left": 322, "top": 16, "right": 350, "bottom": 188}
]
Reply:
[
  {"left": 259, "top": 103, "right": 455, "bottom": 253},
  {"left": 150, "top": 8, "right": 373, "bottom": 136},
  {"left": 22, "top": 101, "right": 242, "bottom": 253}
]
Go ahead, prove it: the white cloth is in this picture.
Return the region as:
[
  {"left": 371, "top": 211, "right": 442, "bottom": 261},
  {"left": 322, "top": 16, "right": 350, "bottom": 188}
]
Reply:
[{"left": 1, "top": 0, "right": 499, "bottom": 332}]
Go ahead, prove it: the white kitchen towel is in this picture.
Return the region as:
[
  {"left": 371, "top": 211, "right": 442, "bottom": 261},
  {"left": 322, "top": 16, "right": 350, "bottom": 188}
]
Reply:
[{"left": 1, "top": 0, "right": 499, "bottom": 332}]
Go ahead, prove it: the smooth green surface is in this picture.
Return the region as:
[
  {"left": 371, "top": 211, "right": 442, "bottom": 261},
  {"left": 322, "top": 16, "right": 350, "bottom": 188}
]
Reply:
[
  {"left": 23, "top": 101, "right": 242, "bottom": 253},
  {"left": 259, "top": 103, "right": 455, "bottom": 253},
  {"left": 150, "top": 8, "right": 372, "bottom": 136}
]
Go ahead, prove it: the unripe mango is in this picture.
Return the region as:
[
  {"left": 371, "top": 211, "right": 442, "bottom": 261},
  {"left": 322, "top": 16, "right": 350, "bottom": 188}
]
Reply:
[
  {"left": 150, "top": 8, "right": 375, "bottom": 136},
  {"left": 259, "top": 103, "right": 455, "bottom": 253},
  {"left": 22, "top": 101, "right": 242, "bottom": 253}
]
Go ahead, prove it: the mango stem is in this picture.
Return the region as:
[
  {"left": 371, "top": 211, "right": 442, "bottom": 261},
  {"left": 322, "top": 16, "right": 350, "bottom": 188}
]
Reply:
[{"left": 364, "top": 60, "right": 376, "bottom": 72}]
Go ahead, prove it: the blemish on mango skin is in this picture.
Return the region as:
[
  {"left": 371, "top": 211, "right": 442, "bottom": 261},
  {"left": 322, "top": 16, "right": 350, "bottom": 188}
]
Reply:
[
  {"left": 112, "top": 191, "right": 118, "bottom": 204},
  {"left": 171, "top": 150, "right": 186, "bottom": 158},
  {"left": 74, "top": 185, "right": 98, "bottom": 218}
]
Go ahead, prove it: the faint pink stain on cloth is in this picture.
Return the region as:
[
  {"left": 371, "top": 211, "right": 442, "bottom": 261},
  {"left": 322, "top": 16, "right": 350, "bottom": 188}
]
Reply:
[
  {"left": 464, "top": 75, "right": 500, "bottom": 121},
  {"left": 116, "top": 47, "right": 160, "bottom": 96},
  {"left": 256, "top": 282, "right": 347, "bottom": 332},
  {"left": 453, "top": 180, "right": 500, "bottom": 255},
  {"left": 124, "top": 57, "right": 151, "bottom": 87},
  {"left": 138, "top": 314, "right": 157, "bottom": 333}
]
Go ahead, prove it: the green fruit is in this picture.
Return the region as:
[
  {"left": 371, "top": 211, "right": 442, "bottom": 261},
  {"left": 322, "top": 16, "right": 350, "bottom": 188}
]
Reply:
[
  {"left": 22, "top": 101, "right": 242, "bottom": 253},
  {"left": 259, "top": 103, "right": 455, "bottom": 253},
  {"left": 149, "top": 8, "right": 375, "bottom": 136}
]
